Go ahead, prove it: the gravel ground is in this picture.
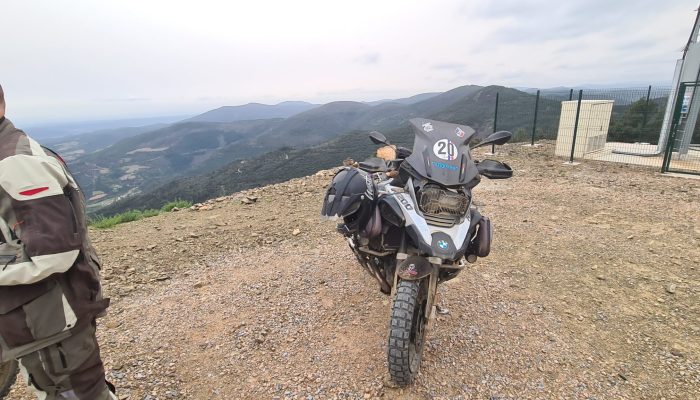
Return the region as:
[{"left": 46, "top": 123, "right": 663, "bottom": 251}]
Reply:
[{"left": 6, "top": 142, "right": 699, "bottom": 399}]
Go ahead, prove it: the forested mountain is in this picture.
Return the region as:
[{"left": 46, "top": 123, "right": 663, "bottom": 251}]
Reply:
[
  {"left": 98, "top": 85, "right": 538, "bottom": 214},
  {"left": 364, "top": 92, "right": 441, "bottom": 106},
  {"left": 79, "top": 84, "right": 510, "bottom": 211},
  {"left": 72, "top": 119, "right": 282, "bottom": 210},
  {"left": 43, "top": 123, "right": 169, "bottom": 161},
  {"left": 187, "top": 101, "right": 318, "bottom": 123}
]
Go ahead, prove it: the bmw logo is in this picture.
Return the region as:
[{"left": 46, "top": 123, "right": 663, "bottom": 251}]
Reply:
[{"left": 437, "top": 240, "right": 449, "bottom": 250}]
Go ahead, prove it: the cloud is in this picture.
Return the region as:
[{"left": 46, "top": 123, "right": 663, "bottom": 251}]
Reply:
[
  {"left": 432, "top": 63, "right": 467, "bottom": 71},
  {"left": 357, "top": 52, "right": 381, "bottom": 65},
  {"left": 468, "top": 0, "right": 673, "bottom": 44},
  {"left": 196, "top": 96, "right": 238, "bottom": 102},
  {"left": 95, "top": 97, "right": 151, "bottom": 102},
  {"left": 1, "top": 0, "right": 695, "bottom": 123}
]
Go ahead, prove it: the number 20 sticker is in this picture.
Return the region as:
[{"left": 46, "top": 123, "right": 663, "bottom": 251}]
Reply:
[{"left": 433, "top": 139, "right": 458, "bottom": 161}]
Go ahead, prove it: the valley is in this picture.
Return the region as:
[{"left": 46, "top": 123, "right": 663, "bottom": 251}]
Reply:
[{"left": 59, "top": 85, "right": 539, "bottom": 215}]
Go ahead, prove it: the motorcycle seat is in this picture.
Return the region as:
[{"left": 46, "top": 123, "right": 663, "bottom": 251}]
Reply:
[{"left": 358, "top": 157, "right": 388, "bottom": 173}]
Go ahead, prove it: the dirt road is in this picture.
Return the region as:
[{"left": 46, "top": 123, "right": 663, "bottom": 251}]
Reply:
[{"left": 7, "top": 142, "right": 699, "bottom": 399}]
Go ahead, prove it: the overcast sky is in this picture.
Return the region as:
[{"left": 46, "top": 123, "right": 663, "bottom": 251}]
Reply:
[{"left": 2, "top": 0, "right": 698, "bottom": 125}]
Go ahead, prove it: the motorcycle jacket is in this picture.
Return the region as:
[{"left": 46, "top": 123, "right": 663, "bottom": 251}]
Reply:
[{"left": 0, "top": 117, "right": 109, "bottom": 362}]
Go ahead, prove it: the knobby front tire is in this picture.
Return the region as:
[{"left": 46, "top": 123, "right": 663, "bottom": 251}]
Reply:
[{"left": 387, "top": 279, "right": 428, "bottom": 386}]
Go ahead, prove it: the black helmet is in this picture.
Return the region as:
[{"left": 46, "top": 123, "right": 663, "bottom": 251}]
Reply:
[{"left": 321, "top": 167, "right": 374, "bottom": 233}]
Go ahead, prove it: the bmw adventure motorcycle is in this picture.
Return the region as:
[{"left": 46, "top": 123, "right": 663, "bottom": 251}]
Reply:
[
  {"left": 0, "top": 360, "right": 17, "bottom": 399},
  {"left": 321, "top": 118, "right": 513, "bottom": 385}
]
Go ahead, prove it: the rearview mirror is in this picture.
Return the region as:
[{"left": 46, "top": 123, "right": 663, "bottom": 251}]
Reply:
[
  {"left": 369, "top": 131, "right": 390, "bottom": 145},
  {"left": 472, "top": 131, "right": 512, "bottom": 149}
]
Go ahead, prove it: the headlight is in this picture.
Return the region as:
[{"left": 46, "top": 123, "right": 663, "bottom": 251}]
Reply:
[{"left": 419, "top": 185, "right": 469, "bottom": 216}]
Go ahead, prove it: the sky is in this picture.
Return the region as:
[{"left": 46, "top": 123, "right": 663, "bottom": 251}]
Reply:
[{"left": 1, "top": 0, "right": 698, "bottom": 125}]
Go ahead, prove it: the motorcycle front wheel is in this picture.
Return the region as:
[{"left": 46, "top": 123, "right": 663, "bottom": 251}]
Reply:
[
  {"left": 0, "top": 360, "right": 18, "bottom": 399},
  {"left": 387, "top": 278, "right": 428, "bottom": 386}
]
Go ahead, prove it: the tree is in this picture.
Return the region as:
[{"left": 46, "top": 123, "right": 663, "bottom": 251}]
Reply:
[{"left": 609, "top": 98, "right": 666, "bottom": 144}]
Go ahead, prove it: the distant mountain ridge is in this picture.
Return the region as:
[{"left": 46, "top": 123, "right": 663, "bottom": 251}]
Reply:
[
  {"left": 187, "top": 101, "right": 319, "bottom": 123},
  {"left": 98, "top": 85, "right": 541, "bottom": 215},
  {"left": 78, "top": 86, "right": 491, "bottom": 211},
  {"left": 364, "top": 92, "right": 441, "bottom": 106}
]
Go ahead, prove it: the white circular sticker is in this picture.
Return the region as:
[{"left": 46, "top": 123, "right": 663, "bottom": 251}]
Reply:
[{"left": 433, "top": 139, "right": 458, "bottom": 161}]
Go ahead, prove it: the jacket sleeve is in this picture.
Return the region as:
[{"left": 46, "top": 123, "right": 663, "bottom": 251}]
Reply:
[{"left": 0, "top": 144, "right": 82, "bottom": 284}]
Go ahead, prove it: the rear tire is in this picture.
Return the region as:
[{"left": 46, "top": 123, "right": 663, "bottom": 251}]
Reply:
[
  {"left": 0, "top": 360, "right": 18, "bottom": 399},
  {"left": 387, "top": 279, "right": 428, "bottom": 386}
]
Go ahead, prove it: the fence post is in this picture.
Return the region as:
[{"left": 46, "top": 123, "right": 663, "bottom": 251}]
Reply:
[
  {"left": 492, "top": 92, "right": 499, "bottom": 154},
  {"left": 569, "top": 88, "right": 573, "bottom": 101},
  {"left": 662, "top": 83, "right": 686, "bottom": 172},
  {"left": 531, "top": 89, "right": 540, "bottom": 146},
  {"left": 569, "top": 89, "right": 583, "bottom": 163},
  {"left": 642, "top": 85, "right": 652, "bottom": 128}
]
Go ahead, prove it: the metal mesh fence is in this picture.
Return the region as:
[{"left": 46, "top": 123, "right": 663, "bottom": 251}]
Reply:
[
  {"left": 662, "top": 82, "right": 700, "bottom": 175},
  {"left": 495, "top": 89, "right": 573, "bottom": 143},
  {"left": 491, "top": 86, "right": 700, "bottom": 173}
]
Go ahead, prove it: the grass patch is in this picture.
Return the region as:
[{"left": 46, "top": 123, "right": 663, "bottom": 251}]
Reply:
[
  {"left": 161, "top": 199, "right": 192, "bottom": 212},
  {"left": 90, "top": 199, "right": 194, "bottom": 229},
  {"left": 91, "top": 209, "right": 161, "bottom": 229}
]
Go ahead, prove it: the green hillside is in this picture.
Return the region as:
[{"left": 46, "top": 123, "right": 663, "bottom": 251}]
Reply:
[
  {"left": 99, "top": 85, "right": 543, "bottom": 214},
  {"left": 74, "top": 119, "right": 282, "bottom": 209},
  {"left": 78, "top": 85, "right": 500, "bottom": 210},
  {"left": 43, "top": 123, "right": 169, "bottom": 161}
]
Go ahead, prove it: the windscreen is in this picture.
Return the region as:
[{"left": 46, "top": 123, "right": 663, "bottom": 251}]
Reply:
[{"left": 404, "top": 118, "right": 479, "bottom": 186}]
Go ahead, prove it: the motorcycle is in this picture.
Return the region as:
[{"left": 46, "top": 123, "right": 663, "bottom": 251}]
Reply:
[
  {"left": 0, "top": 360, "right": 18, "bottom": 399},
  {"left": 321, "top": 118, "right": 513, "bottom": 385}
]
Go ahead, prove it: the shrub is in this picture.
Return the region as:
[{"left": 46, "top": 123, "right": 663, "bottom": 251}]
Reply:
[
  {"left": 90, "top": 198, "right": 195, "bottom": 229},
  {"left": 161, "top": 199, "right": 192, "bottom": 212}
]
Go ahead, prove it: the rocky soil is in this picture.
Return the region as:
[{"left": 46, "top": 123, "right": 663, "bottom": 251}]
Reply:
[{"left": 6, "top": 142, "right": 699, "bottom": 399}]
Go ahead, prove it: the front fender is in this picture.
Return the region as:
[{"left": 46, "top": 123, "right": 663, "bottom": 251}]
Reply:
[
  {"left": 393, "top": 256, "right": 440, "bottom": 322},
  {"left": 396, "top": 255, "right": 433, "bottom": 280}
]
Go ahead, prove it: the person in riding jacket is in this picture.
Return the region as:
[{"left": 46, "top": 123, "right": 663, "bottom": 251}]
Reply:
[{"left": 0, "top": 84, "right": 117, "bottom": 399}]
